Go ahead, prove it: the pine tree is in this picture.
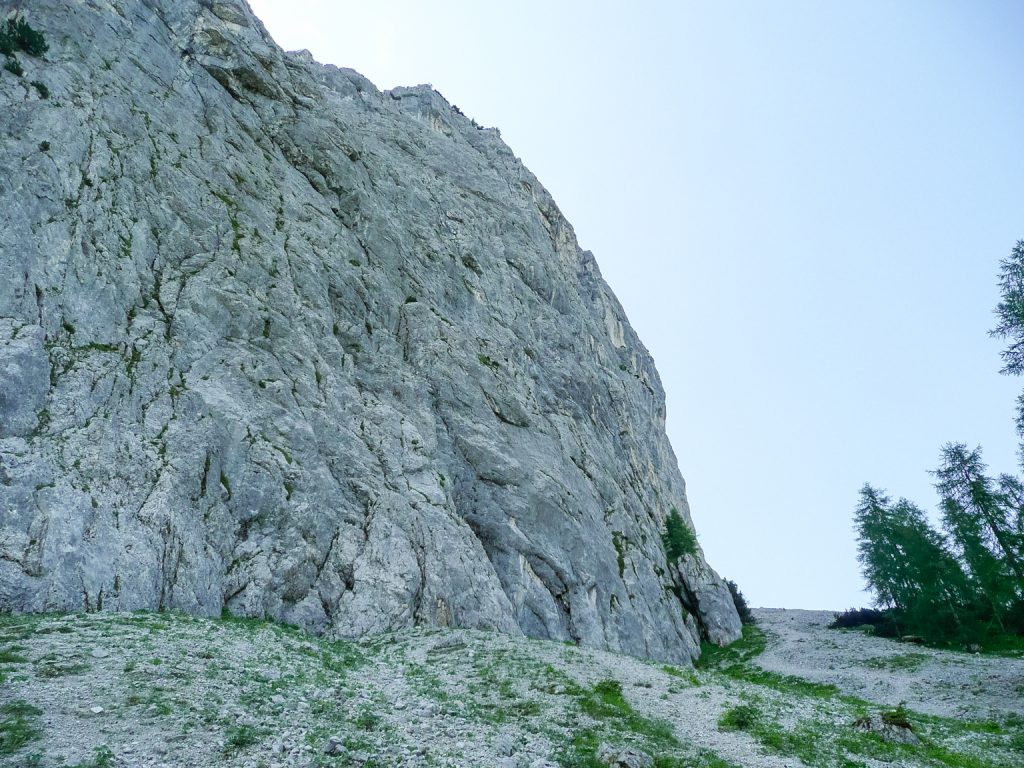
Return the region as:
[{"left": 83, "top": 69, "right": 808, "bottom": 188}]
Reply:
[
  {"left": 998, "top": 474, "right": 1024, "bottom": 552},
  {"left": 887, "top": 498, "right": 972, "bottom": 638},
  {"left": 991, "top": 240, "right": 1024, "bottom": 378},
  {"left": 935, "top": 444, "right": 1023, "bottom": 617},
  {"left": 853, "top": 485, "right": 905, "bottom": 611},
  {"left": 854, "top": 485, "right": 971, "bottom": 639},
  {"left": 991, "top": 240, "right": 1024, "bottom": 441},
  {"left": 661, "top": 507, "right": 698, "bottom": 564}
]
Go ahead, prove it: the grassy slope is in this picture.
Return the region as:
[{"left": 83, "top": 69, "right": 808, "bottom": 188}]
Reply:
[
  {"left": 699, "top": 625, "right": 1024, "bottom": 768},
  {"left": 0, "top": 613, "right": 1022, "bottom": 767}
]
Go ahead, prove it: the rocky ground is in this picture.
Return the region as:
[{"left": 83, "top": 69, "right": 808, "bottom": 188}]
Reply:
[
  {"left": 1, "top": 609, "right": 1022, "bottom": 767},
  {"left": 754, "top": 609, "right": 1024, "bottom": 721}
]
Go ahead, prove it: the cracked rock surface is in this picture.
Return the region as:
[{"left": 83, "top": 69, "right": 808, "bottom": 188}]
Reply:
[{"left": 0, "top": 0, "right": 740, "bottom": 663}]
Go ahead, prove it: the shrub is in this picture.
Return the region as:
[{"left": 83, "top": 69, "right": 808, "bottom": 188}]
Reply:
[
  {"left": 222, "top": 724, "right": 260, "bottom": 753},
  {"left": 30, "top": 80, "right": 47, "bottom": 99},
  {"left": 828, "top": 607, "right": 899, "bottom": 637},
  {"left": 726, "top": 579, "right": 755, "bottom": 625},
  {"left": 38, "top": 141, "right": 49, "bottom": 153},
  {"left": 2, "top": 17, "right": 48, "bottom": 58},
  {"left": 718, "top": 703, "right": 761, "bottom": 731},
  {"left": 580, "top": 678, "right": 631, "bottom": 720},
  {"left": 662, "top": 507, "right": 698, "bottom": 564},
  {"left": 355, "top": 709, "right": 380, "bottom": 730},
  {"left": 881, "top": 702, "right": 912, "bottom": 729},
  {"left": 3, "top": 57, "right": 22, "bottom": 77}
]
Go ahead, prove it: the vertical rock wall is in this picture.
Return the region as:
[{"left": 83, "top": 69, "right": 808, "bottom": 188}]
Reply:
[{"left": 0, "top": 0, "right": 740, "bottom": 663}]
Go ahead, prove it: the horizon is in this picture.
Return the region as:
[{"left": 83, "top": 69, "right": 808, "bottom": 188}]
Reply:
[{"left": 247, "top": 0, "right": 1024, "bottom": 610}]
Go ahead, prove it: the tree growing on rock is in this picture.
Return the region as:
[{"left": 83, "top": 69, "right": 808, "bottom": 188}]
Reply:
[{"left": 661, "top": 507, "right": 698, "bottom": 564}]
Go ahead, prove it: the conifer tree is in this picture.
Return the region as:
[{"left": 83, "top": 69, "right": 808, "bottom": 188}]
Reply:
[
  {"left": 935, "top": 444, "right": 1023, "bottom": 613},
  {"left": 853, "top": 485, "right": 905, "bottom": 611},
  {"left": 991, "top": 240, "right": 1024, "bottom": 441},
  {"left": 854, "top": 485, "right": 971, "bottom": 639},
  {"left": 1005, "top": 475, "right": 1024, "bottom": 548},
  {"left": 661, "top": 507, "right": 698, "bottom": 564},
  {"left": 886, "top": 498, "right": 972, "bottom": 637},
  {"left": 991, "top": 240, "right": 1024, "bottom": 378}
]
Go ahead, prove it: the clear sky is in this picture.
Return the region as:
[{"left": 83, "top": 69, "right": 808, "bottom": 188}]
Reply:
[{"left": 247, "top": 0, "right": 1024, "bottom": 610}]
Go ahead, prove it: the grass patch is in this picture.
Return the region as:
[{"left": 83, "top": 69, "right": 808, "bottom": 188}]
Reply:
[
  {"left": 223, "top": 724, "right": 261, "bottom": 753},
  {"left": 0, "top": 646, "right": 28, "bottom": 664},
  {"left": 558, "top": 678, "right": 681, "bottom": 765},
  {"left": 0, "top": 700, "right": 42, "bottom": 756},
  {"left": 661, "top": 664, "right": 698, "bottom": 685},
  {"left": 697, "top": 626, "right": 839, "bottom": 699},
  {"left": 34, "top": 653, "right": 90, "bottom": 678},
  {"left": 699, "top": 626, "right": 1022, "bottom": 767},
  {"left": 718, "top": 703, "right": 761, "bottom": 731},
  {"left": 862, "top": 652, "right": 929, "bottom": 672},
  {"left": 69, "top": 746, "right": 115, "bottom": 768},
  {"left": 717, "top": 698, "right": 1019, "bottom": 768}
]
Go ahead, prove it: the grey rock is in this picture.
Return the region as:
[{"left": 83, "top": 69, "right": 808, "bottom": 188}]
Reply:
[
  {"left": 852, "top": 714, "right": 920, "bottom": 745},
  {"left": 495, "top": 734, "right": 516, "bottom": 756},
  {"left": 322, "top": 736, "right": 345, "bottom": 755},
  {"left": 0, "top": 0, "right": 739, "bottom": 663},
  {"left": 596, "top": 744, "right": 654, "bottom": 768}
]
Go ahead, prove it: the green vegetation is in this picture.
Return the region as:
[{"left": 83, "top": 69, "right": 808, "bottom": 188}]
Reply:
[
  {"left": 34, "top": 653, "right": 90, "bottom": 678},
  {"left": 881, "top": 702, "right": 912, "bottom": 729},
  {"left": 661, "top": 507, "right": 698, "bottom": 564},
  {"left": 697, "top": 624, "right": 1023, "bottom": 768},
  {"left": 1, "top": 610, "right": 1019, "bottom": 767},
  {"left": 0, "top": 17, "right": 48, "bottom": 58},
  {"left": 0, "top": 16, "right": 45, "bottom": 81},
  {"left": 697, "top": 625, "right": 839, "bottom": 698},
  {"left": 852, "top": 240, "right": 1024, "bottom": 649},
  {"left": 223, "top": 724, "right": 261, "bottom": 753},
  {"left": 30, "top": 79, "right": 48, "bottom": 98},
  {"left": 0, "top": 700, "right": 41, "bottom": 756},
  {"left": 213, "top": 192, "right": 243, "bottom": 254},
  {"left": 725, "top": 578, "right": 755, "bottom": 625},
  {"left": 0, "top": 646, "right": 28, "bottom": 664},
  {"left": 70, "top": 746, "right": 116, "bottom": 768},
  {"left": 558, "top": 678, "right": 687, "bottom": 767},
  {"left": 718, "top": 703, "right": 761, "bottom": 731},
  {"left": 862, "top": 653, "right": 929, "bottom": 672},
  {"left": 612, "top": 531, "right": 626, "bottom": 578}
]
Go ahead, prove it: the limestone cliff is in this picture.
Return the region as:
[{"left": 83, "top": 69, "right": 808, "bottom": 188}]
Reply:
[{"left": 0, "top": 0, "right": 740, "bottom": 663}]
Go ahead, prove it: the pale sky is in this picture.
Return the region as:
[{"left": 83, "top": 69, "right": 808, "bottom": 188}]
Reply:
[{"left": 247, "top": 0, "right": 1024, "bottom": 610}]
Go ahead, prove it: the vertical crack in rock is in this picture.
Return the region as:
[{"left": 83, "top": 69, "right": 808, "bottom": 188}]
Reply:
[{"left": 0, "top": 0, "right": 740, "bottom": 663}]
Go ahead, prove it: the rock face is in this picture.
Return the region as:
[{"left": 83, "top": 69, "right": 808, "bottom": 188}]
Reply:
[{"left": 0, "top": 0, "right": 740, "bottom": 662}]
